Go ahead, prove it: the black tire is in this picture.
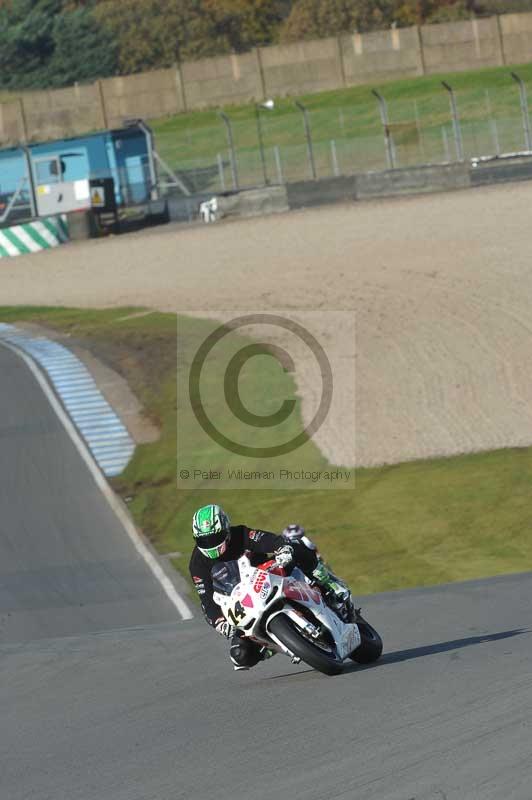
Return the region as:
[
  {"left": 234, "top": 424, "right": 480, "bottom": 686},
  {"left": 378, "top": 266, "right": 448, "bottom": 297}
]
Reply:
[
  {"left": 350, "top": 617, "right": 383, "bottom": 664},
  {"left": 267, "top": 613, "right": 343, "bottom": 676}
]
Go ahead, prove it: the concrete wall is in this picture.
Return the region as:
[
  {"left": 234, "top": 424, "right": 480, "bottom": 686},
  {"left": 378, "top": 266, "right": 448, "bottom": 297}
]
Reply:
[
  {"left": 21, "top": 84, "right": 105, "bottom": 142},
  {"left": 340, "top": 26, "right": 423, "bottom": 86},
  {"left": 100, "top": 69, "right": 183, "bottom": 128},
  {"left": 4, "top": 12, "right": 532, "bottom": 146},
  {"left": 421, "top": 16, "right": 504, "bottom": 73},
  {"left": 260, "top": 37, "right": 344, "bottom": 96},
  {"left": 500, "top": 12, "right": 532, "bottom": 64},
  {"left": 355, "top": 162, "right": 471, "bottom": 198},
  {"left": 216, "top": 185, "right": 288, "bottom": 217},
  {"left": 286, "top": 175, "right": 356, "bottom": 208},
  {"left": 181, "top": 51, "right": 264, "bottom": 109},
  {"left": 0, "top": 100, "right": 26, "bottom": 146}
]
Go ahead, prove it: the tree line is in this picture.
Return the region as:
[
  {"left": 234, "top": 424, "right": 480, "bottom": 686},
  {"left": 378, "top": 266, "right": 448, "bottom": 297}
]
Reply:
[{"left": 1, "top": 0, "right": 531, "bottom": 90}]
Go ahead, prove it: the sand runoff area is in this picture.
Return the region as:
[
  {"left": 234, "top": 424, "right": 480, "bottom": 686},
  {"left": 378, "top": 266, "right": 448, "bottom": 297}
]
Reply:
[{"left": 2, "top": 181, "right": 532, "bottom": 467}]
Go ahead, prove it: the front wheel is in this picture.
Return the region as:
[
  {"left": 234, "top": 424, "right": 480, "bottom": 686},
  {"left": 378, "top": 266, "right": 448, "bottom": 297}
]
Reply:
[
  {"left": 350, "top": 615, "right": 383, "bottom": 664},
  {"left": 267, "top": 613, "right": 343, "bottom": 676}
]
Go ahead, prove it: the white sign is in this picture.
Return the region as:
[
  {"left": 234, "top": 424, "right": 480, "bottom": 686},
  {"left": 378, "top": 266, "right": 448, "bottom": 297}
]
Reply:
[{"left": 74, "top": 179, "right": 90, "bottom": 201}]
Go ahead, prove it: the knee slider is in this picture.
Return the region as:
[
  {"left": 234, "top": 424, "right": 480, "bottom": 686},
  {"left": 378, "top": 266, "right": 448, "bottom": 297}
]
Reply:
[
  {"left": 229, "top": 642, "right": 247, "bottom": 667},
  {"left": 230, "top": 638, "right": 261, "bottom": 668}
]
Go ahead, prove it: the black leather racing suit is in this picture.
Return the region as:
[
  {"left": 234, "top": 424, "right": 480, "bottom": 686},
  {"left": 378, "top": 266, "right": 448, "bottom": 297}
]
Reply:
[{"left": 189, "top": 524, "right": 318, "bottom": 667}]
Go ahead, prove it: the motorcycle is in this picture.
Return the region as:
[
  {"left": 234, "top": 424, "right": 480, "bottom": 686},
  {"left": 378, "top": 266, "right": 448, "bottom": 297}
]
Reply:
[{"left": 212, "top": 553, "right": 383, "bottom": 676}]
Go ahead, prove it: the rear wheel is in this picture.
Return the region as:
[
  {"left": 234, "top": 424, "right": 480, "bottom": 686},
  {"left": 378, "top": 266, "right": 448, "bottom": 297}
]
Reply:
[
  {"left": 350, "top": 616, "right": 383, "bottom": 664},
  {"left": 267, "top": 613, "right": 343, "bottom": 676}
]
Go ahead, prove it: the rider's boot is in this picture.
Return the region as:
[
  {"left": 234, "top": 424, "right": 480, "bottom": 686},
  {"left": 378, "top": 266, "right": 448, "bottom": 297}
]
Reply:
[
  {"left": 231, "top": 634, "right": 273, "bottom": 670},
  {"left": 230, "top": 632, "right": 252, "bottom": 671},
  {"left": 232, "top": 647, "right": 274, "bottom": 670},
  {"left": 311, "top": 560, "right": 353, "bottom": 619}
]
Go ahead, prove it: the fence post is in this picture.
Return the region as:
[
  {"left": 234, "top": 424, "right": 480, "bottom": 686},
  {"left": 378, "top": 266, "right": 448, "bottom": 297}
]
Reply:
[
  {"left": 294, "top": 100, "right": 317, "bottom": 180},
  {"left": 490, "top": 119, "right": 501, "bottom": 156},
  {"left": 218, "top": 111, "right": 239, "bottom": 190},
  {"left": 273, "top": 146, "right": 284, "bottom": 184},
  {"left": 442, "top": 81, "right": 464, "bottom": 161},
  {"left": 371, "top": 89, "right": 396, "bottom": 169},
  {"left": 441, "top": 127, "right": 451, "bottom": 162},
  {"left": 511, "top": 72, "right": 532, "bottom": 152},
  {"left": 484, "top": 88, "right": 501, "bottom": 156},
  {"left": 217, "top": 153, "right": 226, "bottom": 191},
  {"left": 330, "top": 140, "right": 340, "bottom": 176},
  {"left": 339, "top": 108, "right": 345, "bottom": 135},
  {"left": 413, "top": 100, "right": 426, "bottom": 162},
  {"left": 255, "top": 104, "right": 268, "bottom": 185}
]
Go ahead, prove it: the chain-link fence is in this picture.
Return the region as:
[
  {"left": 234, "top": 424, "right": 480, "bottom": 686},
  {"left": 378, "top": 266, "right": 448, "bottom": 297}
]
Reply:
[{"left": 154, "top": 75, "right": 532, "bottom": 196}]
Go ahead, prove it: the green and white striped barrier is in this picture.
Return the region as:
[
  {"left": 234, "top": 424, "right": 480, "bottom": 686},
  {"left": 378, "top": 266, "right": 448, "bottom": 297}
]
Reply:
[{"left": 0, "top": 215, "right": 69, "bottom": 258}]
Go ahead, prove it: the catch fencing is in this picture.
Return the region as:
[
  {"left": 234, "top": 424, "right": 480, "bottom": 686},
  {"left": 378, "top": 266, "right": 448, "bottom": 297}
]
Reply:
[{"left": 154, "top": 74, "right": 532, "bottom": 196}]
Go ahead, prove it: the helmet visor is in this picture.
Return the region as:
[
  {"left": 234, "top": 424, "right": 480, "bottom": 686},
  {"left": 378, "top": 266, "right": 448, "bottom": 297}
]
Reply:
[{"left": 196, "top": 530, "right": 228, "bottom": 559}]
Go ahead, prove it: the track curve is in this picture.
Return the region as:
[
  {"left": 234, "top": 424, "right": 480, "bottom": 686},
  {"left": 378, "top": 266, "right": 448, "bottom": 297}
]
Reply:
[
  {"left": 0, "top": 343, "right": 179, "bottom": 644},
  {"left": 2, "top": 571, "right": 531, "bottom": 799}
]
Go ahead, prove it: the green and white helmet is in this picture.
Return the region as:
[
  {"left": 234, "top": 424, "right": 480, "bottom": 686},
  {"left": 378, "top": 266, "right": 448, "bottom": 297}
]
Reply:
[{"left": 192, "top": 504, "right": 231, "bottom": 559}]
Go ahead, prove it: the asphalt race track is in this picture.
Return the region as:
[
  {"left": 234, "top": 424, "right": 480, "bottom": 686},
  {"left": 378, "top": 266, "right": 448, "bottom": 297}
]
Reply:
[
  {"left": 0, "top": 343, "right": 178, "bottom": 644},
  {"left": 2, "top": 570, "right": 531, "bottom": 800},
  {"left": 2, "top": 342, "right": 532, "bottom": 799}
]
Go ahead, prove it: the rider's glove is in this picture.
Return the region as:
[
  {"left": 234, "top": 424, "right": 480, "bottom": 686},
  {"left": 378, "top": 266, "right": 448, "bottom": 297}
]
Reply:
[
  {"left": 215, "top": 617, "right": 235, "bottom": 639},
  {"left": 274, "top": 544, "right": 294, "bottom": 569}
]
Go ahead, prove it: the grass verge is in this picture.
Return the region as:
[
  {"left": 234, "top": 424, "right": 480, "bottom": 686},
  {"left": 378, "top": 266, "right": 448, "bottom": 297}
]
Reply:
[{"left": 2, "top": 305, "right": 531, "bottom": 597}]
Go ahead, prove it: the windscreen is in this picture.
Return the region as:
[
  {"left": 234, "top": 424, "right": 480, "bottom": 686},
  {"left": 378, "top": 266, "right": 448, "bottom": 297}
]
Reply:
[{"left": 211, "top": 560, "right": 241, "bottom": 595}]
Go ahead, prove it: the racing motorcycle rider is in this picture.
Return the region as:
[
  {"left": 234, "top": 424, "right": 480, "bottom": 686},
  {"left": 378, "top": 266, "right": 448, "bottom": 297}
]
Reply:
[{"left": 189, "top": 504, "right": 353, "bottom": 670}]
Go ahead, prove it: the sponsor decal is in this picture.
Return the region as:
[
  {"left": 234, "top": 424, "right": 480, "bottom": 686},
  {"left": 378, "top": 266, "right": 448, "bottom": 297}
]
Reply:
[
  {"left": 260, "top": 580, "right": 271, "bottom": 600},
  {"left": 253, "top": 571, "right": 268, "bottom": 593},
  {"left": 192, "top": 576, "right": 205, "bottom": 595},
  {"left": 283, "top": 580, "right": 321, "bottom": 605},
  {"left": 248, "top": 529, "right": 265, "bottom": 542}
]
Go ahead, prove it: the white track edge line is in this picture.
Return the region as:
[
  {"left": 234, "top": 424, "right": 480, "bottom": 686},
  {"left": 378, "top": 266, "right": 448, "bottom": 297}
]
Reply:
[{"left": 1, "top": 340, "right": 193, "bottom": 621}]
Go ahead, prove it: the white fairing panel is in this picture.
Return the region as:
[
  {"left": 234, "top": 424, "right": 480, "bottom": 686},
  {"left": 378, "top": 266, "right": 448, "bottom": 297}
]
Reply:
[{"left": 212, "top": 555, "right": 360, "bottom": 662}]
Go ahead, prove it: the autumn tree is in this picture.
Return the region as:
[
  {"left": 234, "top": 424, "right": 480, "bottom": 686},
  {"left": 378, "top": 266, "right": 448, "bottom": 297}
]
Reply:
[
  {"left": 426, "top": 1, "right": 470, "bottom": 21},
  {"left": 280, "top": 0, "right": 396, "bottom": 41},
  {"left": 393, "top": 0, "right": 476, "bottom": 25},
  {"left": 93, "top": 0, "right": 219, "bottom": 72},
  {"left": 202, "top": 0, "right": 289, "bottom": 52}
]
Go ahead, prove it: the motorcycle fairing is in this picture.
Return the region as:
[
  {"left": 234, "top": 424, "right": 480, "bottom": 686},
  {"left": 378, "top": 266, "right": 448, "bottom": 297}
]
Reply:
[{"left": 212, "top": 555, "right": 361, "bottom": 662}]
